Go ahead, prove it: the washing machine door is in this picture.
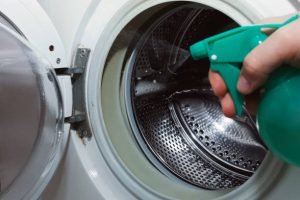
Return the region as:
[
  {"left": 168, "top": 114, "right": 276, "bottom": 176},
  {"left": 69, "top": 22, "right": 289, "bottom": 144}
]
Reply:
[{"left": 0, "top": 21, "right": 66, "bottom": 200}]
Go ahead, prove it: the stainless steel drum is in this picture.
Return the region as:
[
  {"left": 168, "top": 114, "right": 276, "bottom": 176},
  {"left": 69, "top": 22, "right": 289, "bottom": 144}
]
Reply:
[{"left": 125, "top": 4, "right": 267, "bottom": 190}]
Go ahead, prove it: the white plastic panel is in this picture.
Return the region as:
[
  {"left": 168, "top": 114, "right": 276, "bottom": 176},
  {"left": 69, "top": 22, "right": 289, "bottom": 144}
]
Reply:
[{"left": 38, "top": 0, "right": 101, "bottom": 66}]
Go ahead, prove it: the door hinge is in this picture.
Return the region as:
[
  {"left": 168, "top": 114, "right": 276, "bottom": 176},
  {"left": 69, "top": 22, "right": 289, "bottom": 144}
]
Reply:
[
  {"left": 54, "top": 48, "right": 91, "bottom": 82},
  {"left": 55, "top": 67, "right": 84, "bottom": 76},
  {"left": 61, "top": 47, "right": 92, "bottom": 139},
  {"left": 65, "top": 114, "right": 91, "bottom": 138}
]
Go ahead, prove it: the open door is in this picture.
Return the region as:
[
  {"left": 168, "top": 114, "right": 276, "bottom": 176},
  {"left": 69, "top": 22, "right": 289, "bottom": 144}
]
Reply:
[{"left": 0, "top": 22, "right": 65, "bottom": 200}]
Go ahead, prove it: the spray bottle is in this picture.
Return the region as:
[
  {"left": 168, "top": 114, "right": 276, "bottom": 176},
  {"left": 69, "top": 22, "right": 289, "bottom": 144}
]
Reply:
[{"left": 189, "top": 15, "right": 300, "bottom": 166}]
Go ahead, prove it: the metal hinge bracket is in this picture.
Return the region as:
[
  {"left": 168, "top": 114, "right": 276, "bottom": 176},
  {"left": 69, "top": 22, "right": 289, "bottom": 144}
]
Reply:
[
  {"left": 65, "top": 114, "right": 91, "bottom": 138},
  {"left": 54, "top": 48, "right": 90, "bottom": 82},
  {"left": 61, "top": 47, "right": 92, "bottom": 139}
]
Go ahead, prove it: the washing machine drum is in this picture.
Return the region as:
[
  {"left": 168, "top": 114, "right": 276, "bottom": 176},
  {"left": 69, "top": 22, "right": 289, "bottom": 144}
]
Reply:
[
  {"left": 125, "top": 5, "right": 267, "bottom": 190},
  {"left": 0, "top": 23, "right": 64, "bottom": 199}
]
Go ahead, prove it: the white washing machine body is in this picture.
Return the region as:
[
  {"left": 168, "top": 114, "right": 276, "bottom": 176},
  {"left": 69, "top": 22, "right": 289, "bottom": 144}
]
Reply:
[
  {"left": 39, "top": 0, "right": 300, "bottom": 200},
  {"left": 2, "top": 0, "right": 300, "bottom": 200}
]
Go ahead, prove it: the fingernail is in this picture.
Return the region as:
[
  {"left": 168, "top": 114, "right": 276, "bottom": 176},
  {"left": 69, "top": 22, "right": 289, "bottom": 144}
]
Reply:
[{"left": 237, "top": 76, "right": 252, "bottom": 93}]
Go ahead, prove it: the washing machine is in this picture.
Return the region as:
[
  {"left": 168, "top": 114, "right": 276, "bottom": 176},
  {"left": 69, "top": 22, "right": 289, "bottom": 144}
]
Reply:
[{"left": 1, "top": 0, "right": 300, "bottom": 200}]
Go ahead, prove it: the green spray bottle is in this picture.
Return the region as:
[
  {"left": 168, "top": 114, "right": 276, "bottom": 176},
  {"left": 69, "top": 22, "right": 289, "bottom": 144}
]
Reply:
[{"left": 190, "top": 15, "right": 300, "bottom": 167}]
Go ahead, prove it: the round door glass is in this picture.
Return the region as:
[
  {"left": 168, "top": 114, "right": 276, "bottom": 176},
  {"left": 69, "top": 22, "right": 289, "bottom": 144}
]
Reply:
[{"left": 0, "top": 23, "right": 64, "bottom": 199}]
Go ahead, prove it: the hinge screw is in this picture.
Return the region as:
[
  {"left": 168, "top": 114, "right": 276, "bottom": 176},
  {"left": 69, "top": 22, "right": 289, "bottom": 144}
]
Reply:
[{"left": 80, "top": 49, "right": 87, "bottom": 57}]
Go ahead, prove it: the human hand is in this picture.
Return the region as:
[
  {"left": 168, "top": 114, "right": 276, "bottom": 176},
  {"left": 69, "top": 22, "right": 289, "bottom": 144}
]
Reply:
[{"left": 209, "top": 13, "right": 300, "bottom": 117}]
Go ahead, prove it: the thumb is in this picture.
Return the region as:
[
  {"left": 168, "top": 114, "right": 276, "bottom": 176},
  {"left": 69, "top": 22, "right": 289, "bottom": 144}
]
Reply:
[{"left": 237, "top": 19, "right": 300, "bottom": 94}]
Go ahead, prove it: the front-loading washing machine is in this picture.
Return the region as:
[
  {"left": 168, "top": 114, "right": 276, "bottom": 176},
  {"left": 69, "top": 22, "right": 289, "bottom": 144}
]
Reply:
[
  {"left": 39, "top": 0, "right": 300, "bottom": 199},
  {"left": 1, "top": 0, "right": 300, "bottom": 200}
]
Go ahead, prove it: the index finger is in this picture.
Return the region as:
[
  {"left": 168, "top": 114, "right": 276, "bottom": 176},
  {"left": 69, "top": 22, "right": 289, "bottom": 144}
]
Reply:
[{"left": 208, "top": 70, "right": 227, "bottom": 97}]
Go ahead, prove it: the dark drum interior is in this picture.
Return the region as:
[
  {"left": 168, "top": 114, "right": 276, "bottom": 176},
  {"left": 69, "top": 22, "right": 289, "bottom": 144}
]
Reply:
[{"left": 123, "top": 3, "right": 266, "bottom": 190}]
